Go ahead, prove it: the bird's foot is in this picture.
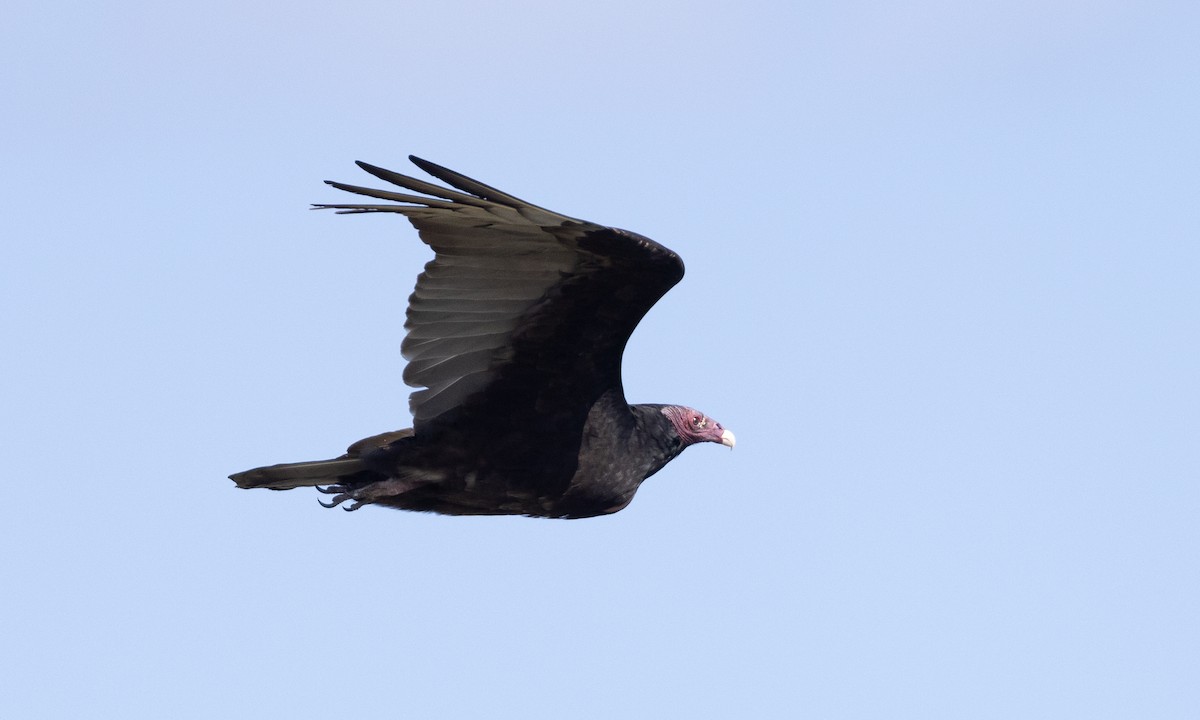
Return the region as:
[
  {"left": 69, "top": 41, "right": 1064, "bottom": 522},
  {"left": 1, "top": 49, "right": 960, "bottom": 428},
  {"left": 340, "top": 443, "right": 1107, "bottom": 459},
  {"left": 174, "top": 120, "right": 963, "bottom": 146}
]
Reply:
[
  {"left": 315, "top": 478, "right": 421, "bottom": 512},
  {"left": 315, "top": 484, "right": 366, "bottom": 511}
]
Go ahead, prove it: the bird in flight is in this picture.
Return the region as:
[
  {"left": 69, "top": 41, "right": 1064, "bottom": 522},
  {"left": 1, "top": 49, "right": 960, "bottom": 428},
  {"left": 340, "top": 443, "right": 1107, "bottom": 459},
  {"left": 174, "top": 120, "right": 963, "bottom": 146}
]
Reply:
[{"left": 231, "top": 156, "right": 734, "bottom": 518}]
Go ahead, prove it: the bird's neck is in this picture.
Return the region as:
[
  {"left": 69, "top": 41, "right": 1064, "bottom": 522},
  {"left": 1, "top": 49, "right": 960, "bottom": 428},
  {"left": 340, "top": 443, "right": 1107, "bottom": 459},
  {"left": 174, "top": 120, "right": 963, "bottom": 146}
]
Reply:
[{"left": 628, "top": 403, "right": 687, "bottom": 478}]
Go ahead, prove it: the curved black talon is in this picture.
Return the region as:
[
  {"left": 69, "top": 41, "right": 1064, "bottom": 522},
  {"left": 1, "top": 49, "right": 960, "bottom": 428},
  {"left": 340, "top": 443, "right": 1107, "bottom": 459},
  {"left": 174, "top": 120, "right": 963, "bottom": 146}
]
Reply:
[{"left": 314, "top": 483, "right": 375, "bottom": 511}]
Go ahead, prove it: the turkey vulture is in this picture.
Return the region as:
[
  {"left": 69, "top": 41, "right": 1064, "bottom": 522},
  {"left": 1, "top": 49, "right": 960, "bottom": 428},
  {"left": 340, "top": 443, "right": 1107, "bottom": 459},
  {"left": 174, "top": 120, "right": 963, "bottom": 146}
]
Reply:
[{"left": 230, "top": 156, "right": 734, "bottom": 518}]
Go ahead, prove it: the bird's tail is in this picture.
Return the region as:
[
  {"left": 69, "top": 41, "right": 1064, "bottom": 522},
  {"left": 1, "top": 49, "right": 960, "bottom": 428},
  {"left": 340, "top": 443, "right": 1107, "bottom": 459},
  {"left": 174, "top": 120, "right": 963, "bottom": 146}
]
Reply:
[
  {"left": 230, "top": 429, "right": 414, "bottom": 491},
  {"left": 229, "top": 457, "right": 368, "bottom": 491}
]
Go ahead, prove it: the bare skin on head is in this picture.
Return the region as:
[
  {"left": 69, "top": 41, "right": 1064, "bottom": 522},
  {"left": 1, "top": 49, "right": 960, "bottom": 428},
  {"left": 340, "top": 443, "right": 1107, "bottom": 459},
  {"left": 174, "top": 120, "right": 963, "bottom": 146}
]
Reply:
[{"left": 660, "top": 405, "right": 736, "bottom": 449}]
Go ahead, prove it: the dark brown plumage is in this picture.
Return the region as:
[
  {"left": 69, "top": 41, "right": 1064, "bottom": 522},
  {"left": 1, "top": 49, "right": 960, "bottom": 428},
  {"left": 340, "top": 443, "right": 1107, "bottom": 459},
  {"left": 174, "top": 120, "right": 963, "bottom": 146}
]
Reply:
[{"left": 230, "top": 157, "right": 733, "bottom": 518}]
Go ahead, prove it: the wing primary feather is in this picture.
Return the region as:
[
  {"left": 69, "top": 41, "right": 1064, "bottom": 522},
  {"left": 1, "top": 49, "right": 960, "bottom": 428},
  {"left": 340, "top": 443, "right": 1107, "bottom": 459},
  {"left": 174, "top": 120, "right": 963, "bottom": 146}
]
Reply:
[
  {"left": 311, "top": 204, "right": 408, "bottom": 214},
  {"left": 408, "top": 155, "right": 571, "bottom": 222},
  {"left": 408, "top": 156, "right": 533, "bottom": 206},
  {"left": 354, "top": 161, "right": 495, "bottom": 207},
  {"left": 322, "top": 181, "right": 462, "bottom": 209}
]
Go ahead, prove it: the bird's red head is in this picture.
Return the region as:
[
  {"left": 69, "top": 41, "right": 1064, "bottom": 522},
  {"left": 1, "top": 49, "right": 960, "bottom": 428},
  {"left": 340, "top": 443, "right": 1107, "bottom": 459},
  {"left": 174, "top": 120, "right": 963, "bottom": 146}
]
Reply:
[{"left": 660, "top": 406, "right": 735, "bottom": 449}]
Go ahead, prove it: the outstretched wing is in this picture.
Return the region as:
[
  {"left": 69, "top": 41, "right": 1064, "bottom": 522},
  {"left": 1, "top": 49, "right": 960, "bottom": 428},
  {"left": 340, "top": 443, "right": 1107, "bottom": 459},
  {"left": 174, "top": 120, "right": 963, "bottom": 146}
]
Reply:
[{"left": 315, "top": 156, "right": 685, "bottom": 437}]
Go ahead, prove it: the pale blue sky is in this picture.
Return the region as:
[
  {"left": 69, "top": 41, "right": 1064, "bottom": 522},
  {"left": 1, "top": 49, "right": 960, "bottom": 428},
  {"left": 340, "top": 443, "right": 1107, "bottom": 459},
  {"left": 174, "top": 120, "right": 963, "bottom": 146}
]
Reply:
[{"left": 2, "top": 1, "right": 1197, "bottom": 718}]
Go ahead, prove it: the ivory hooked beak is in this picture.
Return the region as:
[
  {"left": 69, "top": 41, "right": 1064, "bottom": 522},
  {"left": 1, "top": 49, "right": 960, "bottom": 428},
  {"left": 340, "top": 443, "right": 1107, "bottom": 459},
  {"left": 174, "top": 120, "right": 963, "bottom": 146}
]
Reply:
[{"left": 720, "top": 429, "right": 736, "bottom": 450}]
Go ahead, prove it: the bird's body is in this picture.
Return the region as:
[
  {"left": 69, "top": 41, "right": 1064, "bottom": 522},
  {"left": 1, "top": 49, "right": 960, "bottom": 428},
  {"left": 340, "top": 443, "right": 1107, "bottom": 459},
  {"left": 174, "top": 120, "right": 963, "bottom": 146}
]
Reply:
[{"left": 231, "top": 157, "right": 733, "bottom": 518}]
